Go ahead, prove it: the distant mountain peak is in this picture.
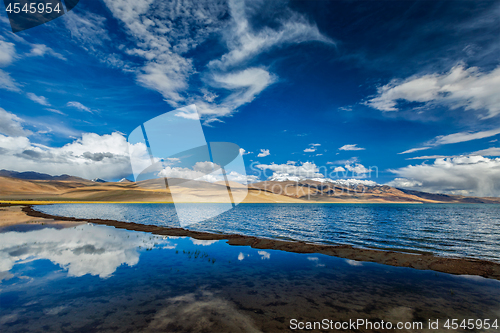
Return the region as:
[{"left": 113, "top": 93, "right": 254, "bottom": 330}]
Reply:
[
  {"left": 91, "top": 178, "right": 107, "bottom": 183},
  {"left": 0, "top": 169, "right": 89, "bottom": 182}
]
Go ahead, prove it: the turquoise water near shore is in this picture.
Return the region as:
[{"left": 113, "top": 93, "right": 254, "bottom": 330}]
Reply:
[{"left": 36, "top": 203, "right": 500, "bottom": 262}]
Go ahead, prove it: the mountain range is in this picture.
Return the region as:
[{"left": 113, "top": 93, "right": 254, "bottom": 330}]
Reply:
[{"left": 0, "top": 170, "right": 499, "bottom": 204}]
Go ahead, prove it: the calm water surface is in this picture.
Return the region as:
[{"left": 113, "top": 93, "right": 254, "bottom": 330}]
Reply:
[
  {"left": 36, "top": 203, "right": 500, "bottom": 262},
  {"left": 1, "top": 223, "right": 499, "bottom": 332}
]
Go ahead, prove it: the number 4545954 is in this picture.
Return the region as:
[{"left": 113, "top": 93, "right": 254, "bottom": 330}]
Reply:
[
  {"left": 5, "top": 2, "right": 62, "bottom": 14},
  {"left": 444, "top": 319, "right": 498, "bottom": 330}
]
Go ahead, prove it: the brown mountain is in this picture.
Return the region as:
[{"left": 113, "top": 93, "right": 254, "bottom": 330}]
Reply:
[{"left": 0, "top": 173, "right": 499, "bottom": 204}]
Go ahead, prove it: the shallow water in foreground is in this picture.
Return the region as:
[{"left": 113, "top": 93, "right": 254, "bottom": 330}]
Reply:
[
  {"left": 37, "top": 203, "right": 500, "bottom": 262},
  {"left": 1, "top": 223, "right": 499, "bottom": 332}
]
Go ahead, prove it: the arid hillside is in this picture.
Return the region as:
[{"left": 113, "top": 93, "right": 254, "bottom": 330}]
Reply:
[{"left": 1, "top": 173, "right": 499, "bottom": 204}]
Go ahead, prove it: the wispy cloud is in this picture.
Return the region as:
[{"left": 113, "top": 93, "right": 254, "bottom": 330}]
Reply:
[
  {"left": 400, "top": 128, "right": 500, "bottom": 154},
  {"left": 0, "top": 40, "right": 16, "bottom": 66},
  {"left": 339, "top": 144, "right": 365, "bottom": 151},
  {"left": 366, "top": 64, "right": 500, "bottom": 118},
  {"left": 96, "top": 0, "right": 334, "bottom": 123},
  {"left": 45, "top": 108, "right": 66, "bottom": 116},
  {"left": 0, "top": 69, "right": 20, "bottom": 91},
  {"left": 26, "top": 44, "right": 66, "bottom": 61},
  {"left": 399, "top": 147, "right": 431, "bottom": 154},
  {"left": 26, "top": 93, "right": 50, "bottom": 106},
  {"left": 66, "top": 101, "right": 93, "bottom": 113}
]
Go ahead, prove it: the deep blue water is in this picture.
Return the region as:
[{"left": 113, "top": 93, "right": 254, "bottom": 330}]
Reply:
[
  {"left": 1, "top": 223, "right": 499, "bottom": 332},
  {"left": 36, "top": 203, "right": 500, "bottom": 262}
]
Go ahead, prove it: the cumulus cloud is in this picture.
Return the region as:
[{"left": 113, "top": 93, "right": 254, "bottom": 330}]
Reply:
[
  {"left": 0, "top": 130, "right": 147, "bottom": 180},
  {"left": 257, "top": 149, "right": 270, "bottom": 157},
  {"left": 304, "top": 143, "right": 320, "bottom": 153},
  {"left": 344, "top": 163, "right": 370, "bottom": 176},
  {"left": 156, "top": 162, "right": 255, "bottom": 184},
  {"left": 0, "top": 108, "right": 32, "bottom": 137},
  {"left": 239, "top": 148, "right": 252, "bottom": 155},
  {"left": 339, "top": 144, "right": 365, "bottom": 151},
  {"left": 366, "top": 64, "right": 500, "bottom": 118},
  {"left": 389, "top": 156, "right": 500, "bottom": 196},
  {"left": 26, "top": 92, "right": 50, "bottom": 106},
  {"left": 256, "top": 161, "right": 324, "bottom": 179}
]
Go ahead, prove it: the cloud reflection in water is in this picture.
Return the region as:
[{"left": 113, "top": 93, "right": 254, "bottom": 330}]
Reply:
[{"left": 0, "top": 224, "right": 174, "bottom": 278}]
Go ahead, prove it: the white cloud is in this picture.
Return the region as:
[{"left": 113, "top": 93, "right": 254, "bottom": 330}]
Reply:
[
  {"left": 327, "top": 157, "right": 359, "bottom": 165},
  {"left": 399, "top": 147, "right": 432, "bottom": 154},
  {"left": 431, "top": 128, "right": 500, "bottom": 146},
  {"left": 400, "top": 128, "right": 500, "bottom": 154},
  {"left": 344, "top": 163, "right": 370, "bottom": 176},
  {"left": 258, "top": 251, "right": 270, "bottom": 260},
  {"left": 239, "top": 148, "right": 252, "bottom": 155},
  {"left": 304, "top": 143, "right": 321, "bottom": 152},
  {"left": 45, "top": 108, "right": 66, "bottom": 115},
  {"left": 406, "top": 147, "right": 500, "bottom": 160},
  {"left": 366, "top": 64, "right": 500, "bottom": 118},
  {"left": 208, "top": 0, "right": 334, "bottom": 70},
  {"left": 0, "top": 130, "right": 147, "bottom": 180},
  {"left": 97, "top": 0, "right": 333, "bottom": 123},
  {"left": 0, "top": 69, "right": 20, "bottom": 91},
  {"left": 156, "top": 162, "right": 254, "bottom": 184},
  {"left": 27, "top": 44, "right": 66, "bottom": 61},
  {"left": 389, "top": 156, "right": 500, "bottom": 196},
  {"left": 0, "top": 40, "right": 16, "bottom": 67},
  {"left": 386, "top": 178, "right": 423, "bottom": 188},
  {"left": 471, "top": 147, "right": 500, "bottom": 156},
  {"left": 257, "top": 149, "right": 270, "bottom": 157},
  {"left": 339, "top": 144, "right": 365, "bottom": 151},
  {"left": 136, "top": 58, "right": 193, "bottom": 104},
  {"left": 346, "top": 259, "right": 363, "bottom": 267},
  {"left": 66, "top": 101, "right": 93, "bottom": 113},
  {"left": 26, "top": 93, "right": 50, "bottom": 106},
  {"left": 191, "top": 239, "right": 218, "bottom": 246},
  {"left": 0, "top": 108, "right": 32, "bottom": 137},
  {"left": 256, "top": 161, "right": 324, "bottom": 179},
  {"left": 0, "top": 224, "right": 171, "bottom": 278},
  {"left": 63, "top": 10, "right": 111, "bottom": 50}
]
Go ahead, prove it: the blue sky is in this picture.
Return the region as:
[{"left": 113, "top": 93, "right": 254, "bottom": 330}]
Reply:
[{"left": 1, "top": 0, "right": 500, "bottom": 196}]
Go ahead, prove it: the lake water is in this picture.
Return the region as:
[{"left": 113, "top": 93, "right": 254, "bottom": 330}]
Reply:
[
  {"left": 1, "top": 222, "right": 499, "bottom": 332},
  {"left": 36, "top": 203, "right": 500, "bottom": 262}
]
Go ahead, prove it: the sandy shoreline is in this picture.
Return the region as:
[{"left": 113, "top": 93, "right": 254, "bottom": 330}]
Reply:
[{"left": 0, "top": 204, "right": 493, "bottom": 281}]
